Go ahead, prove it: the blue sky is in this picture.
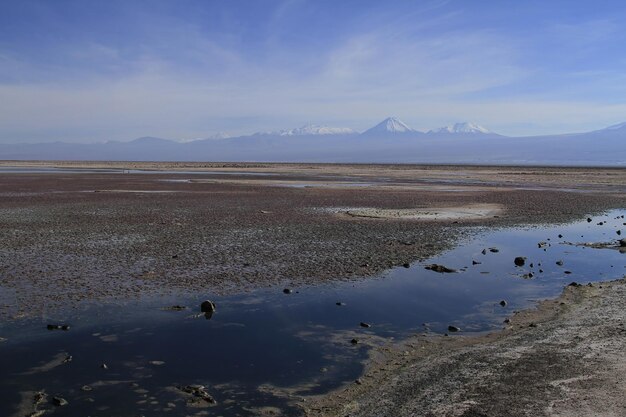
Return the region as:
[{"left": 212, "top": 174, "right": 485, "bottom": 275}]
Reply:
[{"left": 1, "top": 0, "right": 626, "bottom": 142}]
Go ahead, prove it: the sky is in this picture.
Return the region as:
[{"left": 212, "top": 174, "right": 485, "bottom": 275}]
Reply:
[{"left": 1, "top": 0, "right": 626, "bottom": 143}]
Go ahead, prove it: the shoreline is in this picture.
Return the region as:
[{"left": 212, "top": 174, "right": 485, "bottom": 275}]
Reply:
[{"left": 304, "top": 277, "right": 626, "bottom": 417}]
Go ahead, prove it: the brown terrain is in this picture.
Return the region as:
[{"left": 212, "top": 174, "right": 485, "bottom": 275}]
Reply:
[{"left": 0, "top": 161, "right": 624, "bottom": 416}]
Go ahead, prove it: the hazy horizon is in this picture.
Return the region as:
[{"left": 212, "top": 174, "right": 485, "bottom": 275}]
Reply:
[{"left": 2, "top": 0, "right": 626, "bottom": 143}]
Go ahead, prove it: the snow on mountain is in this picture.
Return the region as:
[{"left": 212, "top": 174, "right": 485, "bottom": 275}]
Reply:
[
  {"left": 361, "top": 117, "right": 417, "bottom": 135},
  {"left": 429, "top": 122, "right": 491, "bottom": 134},
  {"left": 255, "top": 124, "right": 356, "bottom": 136},
  {"left": 602, "top": 122, "right": 626, "bottom": 131}
]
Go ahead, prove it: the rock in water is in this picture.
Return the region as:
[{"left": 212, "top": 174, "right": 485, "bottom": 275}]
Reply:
[
  {"left": 360, "top": 322, "right": 371, "bottom": 328},
  {"left": 200, "top": 300, "right": 216, "bottom": 312},
  {"left": 53, "top": 397, "right": 68, "bottom": 406},
  {"left": 425, "top": 264, "right": 456, "bottom": 273},
  {"left": 499, "top": 300, "right": 507, "bottom": 307},
  {"left": 282, "top": 288, "right": 292, "bottom": 294},
  {"left": 447, "top": 325, "right": 461, "bottom": 332},
  {"left": 514, "top": 257, "right": 526, "bottom": 267},
  {"left": 620, "top": 239, "right": 626, "bottom": 247}
]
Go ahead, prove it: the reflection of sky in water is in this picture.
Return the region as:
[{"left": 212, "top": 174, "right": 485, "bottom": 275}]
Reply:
[{"left": 0, "top": 210, "right": 624, "bottom": 416}]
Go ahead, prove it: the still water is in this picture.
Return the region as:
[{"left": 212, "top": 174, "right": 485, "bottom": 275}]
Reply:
[{"left": 0, "top": 211, "right": 624, "bottom": 416}]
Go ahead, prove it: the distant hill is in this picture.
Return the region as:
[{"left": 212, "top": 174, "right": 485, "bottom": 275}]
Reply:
[{"left": 0, "top": 117, "right": 624, "bottom": 166}]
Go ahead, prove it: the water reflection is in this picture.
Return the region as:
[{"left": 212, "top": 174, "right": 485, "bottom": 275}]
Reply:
[{"left": 0, "top": 210, "right": 624, "bottom": 416}]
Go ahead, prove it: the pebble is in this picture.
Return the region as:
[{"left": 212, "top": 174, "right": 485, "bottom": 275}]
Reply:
[
  {"left": 200, "top": 300, "right": 216, "bottom": 312},
  {"left": 499, "top": 300, "right": 507, "bottom": 307},
  {"left": 53, "top": 397, "right": 68, "bottom": 406},
  {"left": 360, "top": 322, "right": 371, "bottom": 328},
  {"left": 282, "top": 288, "right": 292, "bottom": 294},
  {"left": 447, "top": 325, "right": 461, "bottom": 332}
]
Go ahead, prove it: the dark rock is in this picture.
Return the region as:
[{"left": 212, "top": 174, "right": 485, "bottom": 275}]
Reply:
[
  {"left": 489, "top": 247, "right": 499, "bottom": 253},
  {"left": 617, "top": 230, "right": 621, "bottom": 235},
  {"left": 163, "top": 305, "right": 187, "bottom": 311},
  {"left": 172, "top": 254, "right": 178, "bottom": 259},
  {"left": 481, "top": 249, "right": 487, "bottom": 255},
  {"left": 101, "top": 363, "right": 108, "bottom": 369},
  {"left": 47, "top": 324, "right": 69, "bottom": 331},
  {"left": 402, "top": 263, "right": 410, "bottom": 268},
  {"left": 529, "top": 323, "right": 538, "bottom": 328},
  {"left": 539, "top": 269, "right": 544, "bottom": 273},
  {"left": 425, "top": 264, "right": 456, "bottom": 273},
  {"left": 556, "top": 260, "right": 564, "bottom": 266},
  {"left": 537, "top": 241, "right": 548, "bottom": 248},
  {"left": 514, "top": 257, "right": 526, "bottom": 267},
  {"left": 282, "top": 288, "right": 292, "bottom": 294},
  {"left": 81, "top": 385, "right": 93, "bottom": 392},
  {"left": 568, "top": 282, "right": 582, "bottom": 287},
  {"left": 620, "top": 239, "right": 626, "bottom": 247},
  {"left": 564, "top": 270, "right": 572, "bottom": 274},
  {"left": 336, "top": 302, "right": 346, "bottom": 306},
  {"left": 53, "top": 397, "right": 68, "bottom": 406},
  {"left": 359, "top": 322, "right": 371, "bottom": 328},
  {"left": 499, "top": 300, "right": 507, "bottom": 307},
  {"left": 503, "top": 318, "right": 511, "bottom": 324},
  {"left": 178, "top": 384, "right": 216, "bottom": 405},
  {"left": 587, "top": 217, "right": 592, "bottom": 222},
  {"left": 63, "top": 355, "right": 72, "bottom": 363},
  {"left": 350, "top": 338, "right": 359, "bottom": 345},
  {"left": 200, "top": 300, "right": 216, "bottom": 312},
  {"left": 355, "top": 378, "right": 363, "bottom": 385},
  {"left": 447, "top": 325, "right": 461, "bottom": 332},
  {"left": 558, "top": 234, "right": 563, "bottom": 238},
  {"left": 472, "top": 260, "right": 481, "bottom": 265}
]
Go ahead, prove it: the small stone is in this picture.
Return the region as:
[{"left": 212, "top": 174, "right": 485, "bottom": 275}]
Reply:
[
  {"left": 619, "top": 239, "right": 626, "bottom": 247},
  {"left": 529, "top": 323, "right": 537, "bottom": 328},
  {"left": 53, "top": 397, "right": 68, "bottom": 406},
  {"left": 101, "top": 363, "right": 108, "bottom": 369},
  {"left": 424, "top": 264, "right": 456, "bottom": 273},
  {"left": 200, "top": 300, "right": 216, "bottom": 312},
  {"left": 359, "top": 322, "right": 371, "bottom": 328},
  {"left": 617, "top": 230, "right": 621, "bottom": 235},
  {"left": 556, "top": 260, "right": 564, "bottom": 266},
  {"left": 472, "top": 260, "right": 481, "bottom": 265},
  {"left": 481, "top": 249, "right": 487, "bottom": 255},
  {"left": 499, "top": 300, "right": 507, "bottom": 307},
  {"left": 514, "top": 257, "right": 526, "bottom": 267},
  {"left": 336, "top": 302, "right": 346, "bottom": 306},
  {"left": 81, "top": 385, "right": 93, "bottom": 392},
  {"left": 587, "top": 217, "right": 592, "bottom": 222},
  {"left": 558, "top": 234, "right": 563, "bottom": 238},
  {"left": 503, "top": 318, "right": 511, "bottom": 324},
  {"left": 355, "top": 379, "right": 363, "bottom": 385},
  {"left": 402, "top": 263, "right": 410, "bottom": 268},
  {"left": 282, "top": 288, "right": 292, "bottom": 294},
  {"left": 350, "top": 338, "right": 359, "bottom": 345},
  {"left": 447, "top": 325, "right": 461, "bottom": 332},
  {"left": 564, "top": 270, "right": 572, "bottom": 274},
  {"left": 489, "top": 247, "right": 499, "bottom": 253}
]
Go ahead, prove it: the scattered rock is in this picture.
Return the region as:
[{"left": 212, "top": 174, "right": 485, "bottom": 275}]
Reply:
[
  {"left": 355, "top": 379, "right": 363, "bottom": 385},
  {"left": 537, "top": 241, "right": 548, "bottom": 248},
  {"left": 587, "top": 217, "right": 592, "bottom": 222},
  {"left": 617, "top": 230, "right": 621, "bottom": 235},
  {"left": 522, "top": 273, "right": 534, "bottom": 279},
  {"left": 350, "top": 338, "right": 359, "bottom": 345},
  {"left": 81, "top": 385, "right": 93, "bottom": 392},
  {"left": 558, "top": 234, "right": 563, "bottom": 238},
  {"left": 514, "top": 257, "right": 526, "bottom": 267},
  {"left": 63, "top": 355, "right": 72, "bottom": 363},
  {"left": 336, "top": 302, "right": 346, "bottom": 306},
  {"left": 568, "top": 282, "right": 582, "bottom": 287},
  {"left": 200, "top": 300, "right": 216, "bottom": 312},
  {"left": 402, "top": 263, "right": 410, "bottom": 268},
  {"left": 447, "top": 325, "right": 461, "bottom": 332},
  {"left": 472, "top": 260, "right": 481, "bottom": 265},
  {"left": 556, "top": 260, "right": 564, "bottom": 266},
  {"left": 481, "top": 249, "right": 487, "bottom": 255},
  {"left": 360, "top": 322, "right": 371, "bottom": 328},
  {"left": 564, "top": 270, "right": 572, "bottom": 274},
  {"left": 101, "top": 363, "right": 108, "bottom": 369},
  {"left": 52, "top": 396, "right": 68, "bottom": 406},
  {"left": 620, "top": 239, "right": 626, "bottom": 247},
  {"left": 528, "top": 323, "right": 538, "bottom": 328},
  {"left": 499, "top": 300, "right": 507, "bottom": 307},
  {"left": 149, "top": 360, "right": 165, "bottom": 366},
  {"left": 425, "top": 264, "right": 456, "bottom": 273},
  {"left": 503, "top": 318, "right": 511, "bottom": 324},
  {"left": 282, "top": 288, "right": 292, "bottom": 294},
  {"left": 489, "top": 247, "right": 499, "bottom": 253}
]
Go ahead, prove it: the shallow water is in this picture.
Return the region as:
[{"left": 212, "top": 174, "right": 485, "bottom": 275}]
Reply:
[{"left": 0, "top": 211, "right": 624, "bottom": 416}]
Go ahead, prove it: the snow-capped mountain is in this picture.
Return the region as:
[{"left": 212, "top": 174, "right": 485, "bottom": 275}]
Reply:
[
  {"left": 255, "top": 124, "right": 356, "bottom": 136},
  {"left": 361, "top": 117, "right": 419, "bottom": 137},
  {"left": 429, "top": 122, "right": 491, "bottom": 135}
]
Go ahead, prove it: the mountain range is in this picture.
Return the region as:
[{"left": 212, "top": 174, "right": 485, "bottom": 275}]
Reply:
[{"left": 0, "top": 117, "right": 624, "bottom": 165}]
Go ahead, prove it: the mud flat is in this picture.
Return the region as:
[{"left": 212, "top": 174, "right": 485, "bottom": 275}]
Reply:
[
  {"left": 0, "top": 163, "right": 624, "bottom": 320},
  {"left": 305, "top": 278, "right": 626, "bottom": 417}
]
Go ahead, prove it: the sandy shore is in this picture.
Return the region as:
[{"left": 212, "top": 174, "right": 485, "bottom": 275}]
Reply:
[{"left": 305, "top": 277, "right": 626, "bottom": 417}]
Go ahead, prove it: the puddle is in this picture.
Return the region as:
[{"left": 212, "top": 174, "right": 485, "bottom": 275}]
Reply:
[{"left": 0, "top": 211, "right": 624, "bottom": 416}]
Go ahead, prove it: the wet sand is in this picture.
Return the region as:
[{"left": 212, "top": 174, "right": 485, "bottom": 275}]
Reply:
[{"left": 0, "top": 163, "right": 624, "bottom": 320}]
